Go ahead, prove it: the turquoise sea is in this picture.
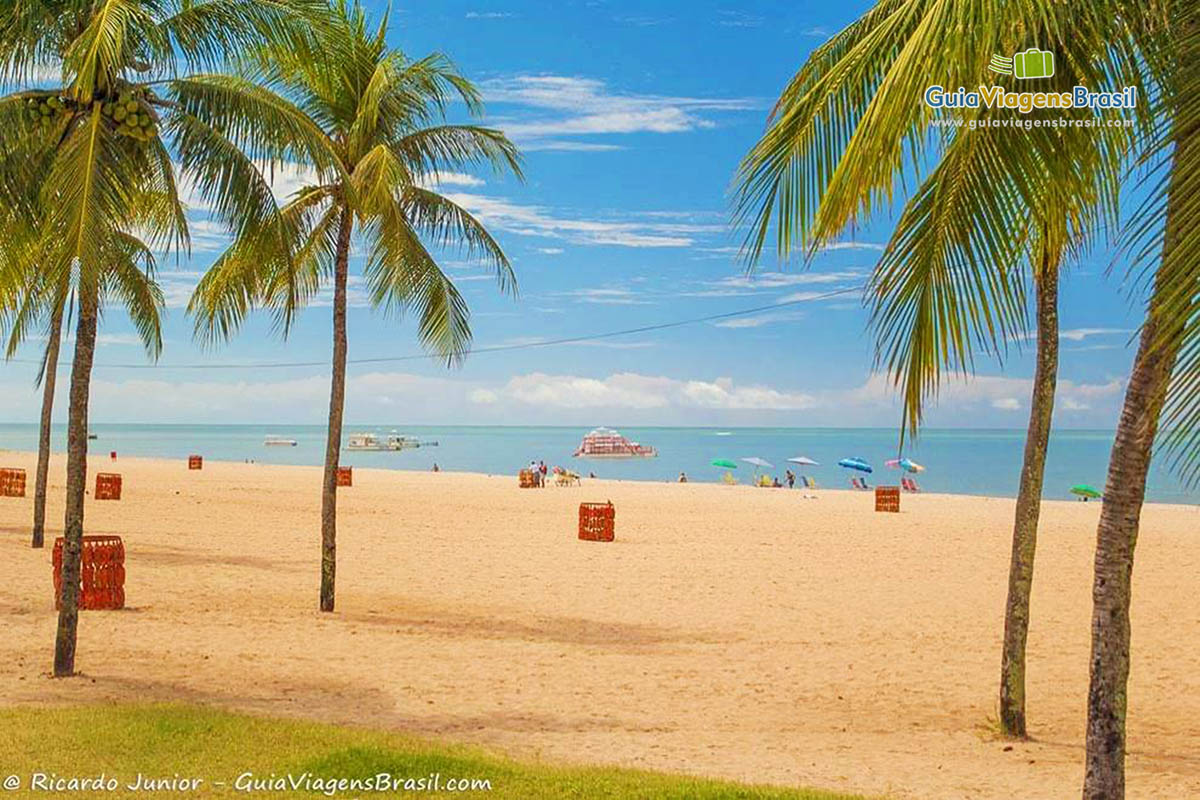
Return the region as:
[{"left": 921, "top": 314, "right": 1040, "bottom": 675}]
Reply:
[{"left": 0, "top": 424, "right": 1193, "bottom": 505}]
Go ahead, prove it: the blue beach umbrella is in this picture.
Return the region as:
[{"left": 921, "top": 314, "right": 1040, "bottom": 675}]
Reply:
[{"left": 838, "top": 457, "right": 873, "bottom": 474}]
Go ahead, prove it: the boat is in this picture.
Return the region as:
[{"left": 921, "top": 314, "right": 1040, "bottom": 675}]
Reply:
[
  {"left": 345, "top": 431, "right": 435, "bottom": 451},
  {"left": 263, "top": 436, "right": 298, "bottom": 447},
  {"left": 573, "top": 427, "right": 657, "bottom": 459}
]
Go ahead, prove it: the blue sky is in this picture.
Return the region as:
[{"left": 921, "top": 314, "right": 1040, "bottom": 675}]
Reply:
[{"left": 0, "top": 0, "right": 1148, "bottom": 427}]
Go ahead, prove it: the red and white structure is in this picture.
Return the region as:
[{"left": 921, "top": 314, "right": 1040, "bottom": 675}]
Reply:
[{"left": 573, "top": 427, "right": 657, "bottom": 459}]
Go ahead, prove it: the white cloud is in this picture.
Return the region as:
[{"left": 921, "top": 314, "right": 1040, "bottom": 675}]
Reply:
[
  {"left": 1013, "top": 327, "right": 1131, "bottom": 344},
  {"left": 442, "top": 192, "right": 719, "bottom": 248},
  {"left": 1061, "top": 327, "right": 1131, "bottom": 342},
  {"left": 0, "top": 367, "right": 1127, "bottom": 427},
  {"left": 713, "top": 310, "right": 805, "bottom": 329},
  {"left": 491, "top": 372, "right": 816, "bottom": 411},
  {"left": 718, "top": 11, "right": 764, "bottom": 27},
  {"left": 425, "top": 172, "right": 486, "bottom": 187},
  {"left": 96, "top": 334, "right": 150, "bottom": 347},
  {"left": 183, "top": 219, "right": 235, "bottom": 253},
  {"left": 465, "top": 11, "right": 514, "bottom": 19},
  {"left": 520, "top": 140, "right": 625, "bottom": 152},
  {"left": 563, "top": 288, "right": 652, "bottom": 305},
  {"left": 843, "top": 373, "right": 1123, "bottom": 419},
  {"left": 481, "top": 75, "right": 760, "bottom": 149},
  {"left": 536, "top": 247, "right": 564, "bottom": 254},
  {"left": 777, "top": 289, "right": 858, "bottom": 303},
  {"left": 819, "top": 241, "right": 886, "bottom": 252},
  {"left": 156, "top": 270, "right": 205, "bottom": 308},
  {"left": 686, "top": 271, "right": 863, "bottom": 297}
]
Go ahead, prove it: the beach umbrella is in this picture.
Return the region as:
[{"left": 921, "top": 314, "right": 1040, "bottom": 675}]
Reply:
[
  {"left": 885, "top": 458, "right": 925, "bottom": 473},
  {"left": 787, "top": 456, "right": 819, "bottom": 466},
  {"left": 710, "top": 458, "right": 738, "bottom": 469},
  {"left": 741, "top": 457, "right": 774, "bottom": 469},
  {"left": 838, "top": 457, "right": 873, "bottom": 473},
  {"left": 1070, "top": 484, "right": 1103, "bottom": 499}
]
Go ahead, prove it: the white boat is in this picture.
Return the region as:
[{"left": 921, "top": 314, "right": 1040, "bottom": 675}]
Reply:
[
  {"left": 573, "top": 427, "right": 657, "bottom": 459},
  {"left": 345, "top": 431, "right": 432, "bottom": 451},
  {"left": 263, "top": 436, "right": 298, "bottom": 447}
]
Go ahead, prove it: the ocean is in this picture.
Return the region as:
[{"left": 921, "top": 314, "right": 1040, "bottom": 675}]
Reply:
[{"left": 0, "top": 423, "right": 1193, "bottom": 505}]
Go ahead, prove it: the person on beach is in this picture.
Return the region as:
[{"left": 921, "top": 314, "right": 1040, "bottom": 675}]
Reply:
[
  {"left": 539, "top": 461, "right": 548, "bottom": 487},
  {"left": 678, "top": 471, "right": 688, "bottom": 483},
  {"left": 432, "top": 463, "right": 440, "bottom": 472},
  {"left": 786, "top": 470, "right": 795, "bottom": 489}
]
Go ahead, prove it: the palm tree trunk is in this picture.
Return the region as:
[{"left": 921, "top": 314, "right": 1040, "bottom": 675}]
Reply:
[
  {"left": 1082, "top": 110, "right": 1193, "bottom": 799},
  {"left": 52, "top": 283, "right": 97, "bottom": 677},
  {"left": 998, "top": 246, "right": 1059, "bottom": 738},
  {"left": 319, "top": 208, "right": 353, "bottom": 613},
  {"left": 32, "top": 303, "right": 64, "bottom": 549}
]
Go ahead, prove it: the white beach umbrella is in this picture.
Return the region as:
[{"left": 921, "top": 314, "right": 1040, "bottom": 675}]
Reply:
[
  {"left": 787, "top": 456, "right": 819, "bottom": 466},
  {"left": 741, "top": 457, "right": 774, "bottom": 469}
]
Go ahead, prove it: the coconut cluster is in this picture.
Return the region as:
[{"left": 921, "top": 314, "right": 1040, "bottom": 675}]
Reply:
[
  {"left": 102, "top": 90, "right": 157, "bottom": 140},
  {"left": 24, "top": 94, "right": 70, "bottom": 125},
  {"left": 24, "top": 90, "right": 158, "bottom": 141}
]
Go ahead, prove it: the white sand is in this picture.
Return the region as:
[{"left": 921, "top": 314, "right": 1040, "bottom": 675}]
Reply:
[{"left": 1, "top": 453, "right": 1197, "bottom": 799}]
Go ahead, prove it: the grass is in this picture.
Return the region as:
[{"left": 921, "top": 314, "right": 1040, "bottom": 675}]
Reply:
[{"left": 0, "top": 704, "right": 868, "bottom": 799}]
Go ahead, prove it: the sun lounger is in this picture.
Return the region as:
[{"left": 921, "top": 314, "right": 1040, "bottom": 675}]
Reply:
[
  {"left": 802, "top": 476, "right": 818, "bottom": 489},
  {"left": 902, "top": 477, "right": 921, "bottom": 493},
  {"left": 850, "top": 476, "right": 871, "bottom": 490},
  {"left": 722, "top": 471, "right": 738, "bottom": 485}
]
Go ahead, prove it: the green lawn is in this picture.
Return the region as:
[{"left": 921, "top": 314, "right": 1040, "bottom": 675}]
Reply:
[{"left": 0, "top": 705, "right": 867, "bottom": 799}]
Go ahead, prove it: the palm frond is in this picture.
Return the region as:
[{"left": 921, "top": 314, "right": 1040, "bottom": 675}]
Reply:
[
  {"left": 361, "top": 198, "right": 472, "bottom": 364},
  {"left": 102, "top": 230, "right": 164, "bottom": 359}
]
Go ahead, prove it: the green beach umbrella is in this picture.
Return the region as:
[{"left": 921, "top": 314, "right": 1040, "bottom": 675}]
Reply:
[
  {"left": 1070, "top": 484, "right": 1103, "bottom": 499},
  {"left": 711, "top": 458, "right": 738, "bottom": 469}
]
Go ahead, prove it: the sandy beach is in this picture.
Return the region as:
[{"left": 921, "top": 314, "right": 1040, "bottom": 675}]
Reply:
[{"left": 1, "top": 453, "right": 1197, "bottom": 799}]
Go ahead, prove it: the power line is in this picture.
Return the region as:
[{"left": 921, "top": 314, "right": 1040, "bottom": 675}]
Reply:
[{"left": 15, "top": 284, "right": 865, "bottom": 371}]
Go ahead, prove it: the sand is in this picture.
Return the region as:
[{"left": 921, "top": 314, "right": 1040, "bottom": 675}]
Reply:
[{"left": 0, "top": 453, "right": 1197, "bottom": 799}]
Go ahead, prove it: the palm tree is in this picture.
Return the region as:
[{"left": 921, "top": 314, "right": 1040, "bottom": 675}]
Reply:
[
  {"left": 189, "top": 0, "right": 522, "bottom": 613},
  {"left": 0, "top": 0, "right": 333, "bottom": 676},
  {"left": 0, "top": 209, "right": 61, "bottom": 551},
  {"left": 733, "top": 3, "right": 1133, "bottom": 739},
  {"left": 0, "top": 257, "right": 165, "bottom": 551},
  {"left": 1082, "top": 7, "right": 1197, "bottom": 795},
  {"left": 734, "top": 2, "right": 1199, "bottom": 791},
  {"left": 14, "top": 281, "right": 68, "bottom": 552}
]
